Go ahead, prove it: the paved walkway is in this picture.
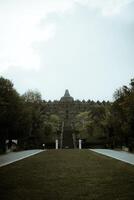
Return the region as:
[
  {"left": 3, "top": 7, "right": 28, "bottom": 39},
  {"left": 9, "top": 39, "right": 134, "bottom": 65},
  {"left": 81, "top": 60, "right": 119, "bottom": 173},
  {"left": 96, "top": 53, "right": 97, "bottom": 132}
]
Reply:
[
  {"left": 0, "top": 149, "right": 44, "bottom": 167},
  {"left": 90, "top": 149, "right": 134, "bottom": 165}
]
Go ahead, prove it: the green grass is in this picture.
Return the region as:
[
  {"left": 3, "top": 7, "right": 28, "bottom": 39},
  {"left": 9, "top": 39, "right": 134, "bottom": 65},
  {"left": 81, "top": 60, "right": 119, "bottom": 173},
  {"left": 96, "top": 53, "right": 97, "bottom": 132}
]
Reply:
[{"left": 0, "top": 150, "right": 134, "bottom": 200}]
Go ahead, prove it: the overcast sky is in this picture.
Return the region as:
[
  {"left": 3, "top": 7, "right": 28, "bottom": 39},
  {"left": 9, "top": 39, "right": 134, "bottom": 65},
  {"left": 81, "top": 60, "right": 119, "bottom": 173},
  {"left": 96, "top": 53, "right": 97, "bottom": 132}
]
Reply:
[{"left": 0, "top": 0, "right": 134, "bottom": 101}]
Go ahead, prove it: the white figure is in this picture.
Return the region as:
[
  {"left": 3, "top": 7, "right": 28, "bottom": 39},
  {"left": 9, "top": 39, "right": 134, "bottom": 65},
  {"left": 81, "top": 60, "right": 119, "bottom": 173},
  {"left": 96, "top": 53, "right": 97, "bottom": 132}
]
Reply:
[
  {"left": 79, "top": 139, "right": 82, "bottom": 149},
  {"left": 56, "top": 139, "right": 58, "bottom": 150}
]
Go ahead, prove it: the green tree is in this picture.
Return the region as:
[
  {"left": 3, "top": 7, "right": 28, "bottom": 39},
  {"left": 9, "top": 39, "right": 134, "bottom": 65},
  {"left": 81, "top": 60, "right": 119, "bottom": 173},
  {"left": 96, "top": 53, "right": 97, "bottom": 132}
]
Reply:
[
  {"left": 74, "top": 112, "right": 90, "bottom": 139},
  {"left": 21, "top": 90, "right": 44, "bottom": 149},
  {"left": 43, "top": 114, "right": 60, "bottom": 143},
  {"left": 108, "top": 78, "right": 134, "bottom": 150},
  {"left": 0, "top": 77, "right": 22, "bottom": 152},
  {"left": 22, "top": 90, "right": 42, "bottom": 104}
]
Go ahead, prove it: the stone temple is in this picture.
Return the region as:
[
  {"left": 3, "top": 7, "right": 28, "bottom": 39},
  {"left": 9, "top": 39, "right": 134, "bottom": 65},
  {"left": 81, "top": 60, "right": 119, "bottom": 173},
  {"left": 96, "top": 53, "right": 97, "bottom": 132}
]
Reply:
[
  {"left": 60, "top": 89, "right": 74, "bottom": 102},
  {"left": 43, "top": 89, "right": 104, "bottom": 148}
]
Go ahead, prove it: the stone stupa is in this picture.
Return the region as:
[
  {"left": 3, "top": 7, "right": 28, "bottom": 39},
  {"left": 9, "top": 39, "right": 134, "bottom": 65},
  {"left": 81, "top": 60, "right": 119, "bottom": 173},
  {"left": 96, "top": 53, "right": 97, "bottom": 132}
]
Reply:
[{"left": 60, "top": 89, "right": 74, "bottom": 102}]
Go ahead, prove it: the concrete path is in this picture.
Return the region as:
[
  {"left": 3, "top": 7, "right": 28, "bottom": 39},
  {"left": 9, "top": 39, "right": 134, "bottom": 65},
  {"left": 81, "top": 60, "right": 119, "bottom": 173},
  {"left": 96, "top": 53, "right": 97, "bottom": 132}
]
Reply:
[
  {"left": 0, "top": 149, "right": 44, "bottom": 167},
  {"left": 90, "top": 149, "right": 134, "bottom": 165}
]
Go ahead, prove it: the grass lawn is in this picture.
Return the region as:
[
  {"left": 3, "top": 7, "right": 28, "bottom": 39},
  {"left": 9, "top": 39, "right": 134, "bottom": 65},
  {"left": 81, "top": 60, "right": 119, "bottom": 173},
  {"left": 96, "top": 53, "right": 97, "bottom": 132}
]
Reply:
[{"left": 0, "top": 149, "right": 134, "bottom": 200}]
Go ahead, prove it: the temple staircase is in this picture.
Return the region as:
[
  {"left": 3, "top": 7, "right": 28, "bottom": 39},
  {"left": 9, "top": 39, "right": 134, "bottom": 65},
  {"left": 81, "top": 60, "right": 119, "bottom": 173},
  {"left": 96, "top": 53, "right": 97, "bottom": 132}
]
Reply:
[{"left": 61, "top": 121, "right": 74, "bottom": 148}]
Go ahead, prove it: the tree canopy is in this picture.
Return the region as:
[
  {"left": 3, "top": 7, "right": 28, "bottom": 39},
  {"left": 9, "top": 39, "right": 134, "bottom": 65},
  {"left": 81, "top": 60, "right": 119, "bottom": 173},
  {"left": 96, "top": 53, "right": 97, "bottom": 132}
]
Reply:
[{"left": 0, "top": 76, "right": 134, "bottom": 152}]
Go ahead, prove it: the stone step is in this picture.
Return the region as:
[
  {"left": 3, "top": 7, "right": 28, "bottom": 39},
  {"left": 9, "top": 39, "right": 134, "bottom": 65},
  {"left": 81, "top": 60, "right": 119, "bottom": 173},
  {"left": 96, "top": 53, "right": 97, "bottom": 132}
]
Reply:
[{"left": 62, "top": 130, "right": 74, "bottom": 149}]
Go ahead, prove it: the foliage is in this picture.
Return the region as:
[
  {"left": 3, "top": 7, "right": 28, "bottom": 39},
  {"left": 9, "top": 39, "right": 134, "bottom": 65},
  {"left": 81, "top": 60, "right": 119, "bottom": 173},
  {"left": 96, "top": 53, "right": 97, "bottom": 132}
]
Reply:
[
  {"left": 74, "top": 105, "right": 108, "bottom": 142},
  {"left": 109, "top": 79, "right": 134, "bottom": 149},
  {"left": 22, "top": 89, "right": 42, "bottom": 104},
  {"left": 43, "top": 114, "right": 61, "bottom": 142},
  {"left": 20, "top": 90, "right": 45, "bottom": 148},
  {"left": 1, "top": 75, "right": 134, "bottom": 151},
  {"left": 0, "top": 77, "right": 61, "bottom": 151},
  {"left": 0, "top": 77, "right": 22, "bottom": 149},
  {"left": 73, "top": 78, "right": 134, "bottom": 150},
  {"left": 74, "top": 112, "right": 89, "bottom": 139}
]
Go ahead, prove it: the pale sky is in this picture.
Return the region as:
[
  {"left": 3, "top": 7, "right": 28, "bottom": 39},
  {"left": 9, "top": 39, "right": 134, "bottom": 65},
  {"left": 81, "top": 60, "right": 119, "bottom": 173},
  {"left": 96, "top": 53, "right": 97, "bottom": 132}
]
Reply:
[{"left": 0, "top": 0, "right": 134, "bottom": 101}]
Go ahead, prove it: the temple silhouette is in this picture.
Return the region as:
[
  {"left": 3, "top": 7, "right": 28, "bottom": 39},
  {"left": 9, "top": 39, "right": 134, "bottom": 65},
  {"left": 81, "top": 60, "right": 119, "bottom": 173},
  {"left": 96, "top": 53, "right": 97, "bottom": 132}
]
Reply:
[{"left": 43, "top": 89, "right": 108, "bottom": 148}]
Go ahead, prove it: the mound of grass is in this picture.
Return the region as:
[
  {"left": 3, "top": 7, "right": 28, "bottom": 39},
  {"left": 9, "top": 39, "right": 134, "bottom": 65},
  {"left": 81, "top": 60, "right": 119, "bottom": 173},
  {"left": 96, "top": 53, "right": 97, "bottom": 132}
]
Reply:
[{"left": 0, "top": 149, "right": 134, "bottom": 200}]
